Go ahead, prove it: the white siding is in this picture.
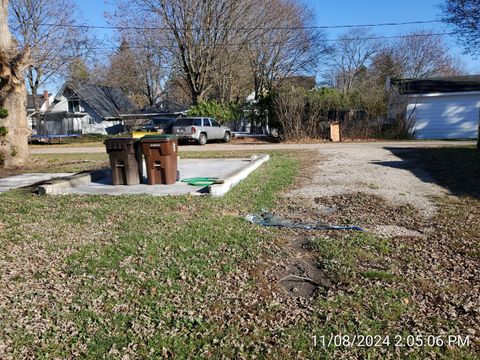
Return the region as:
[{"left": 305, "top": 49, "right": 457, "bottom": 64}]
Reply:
[{"left": 407, "top": 93, "right": 480, "bottom": 139}]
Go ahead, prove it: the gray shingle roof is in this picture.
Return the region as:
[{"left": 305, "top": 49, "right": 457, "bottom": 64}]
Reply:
[
  {"left": 66, "top": 83, "right": 135, "bottom": 118},
  {"left": 26, "top": 94, "right": 47, "bottom": 109},
  {"left": 391, "top": 75, "right": 480, "bottom": 94},
  {"left": 142, "top": 100, "right": 188, "bottom": 114}
]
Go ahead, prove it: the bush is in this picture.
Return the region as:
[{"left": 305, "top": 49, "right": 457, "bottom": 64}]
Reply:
[
  {"left": 270, "top": 86, "right": 412, "bottom": 141},
  {"left": 273, "top": 87, "right": 306, "bottom": 140},
  {"left": 0, "top": 107, "right": 8, "bottom": 138},
  {"left": 0, "top": 107, "right": 8, "bottom": 119},
  {"left": 187, "top": 100, "right": 241, "bottom": 124},
  {"left": 0, "top": 126, "right": 7, "bottom": 137},
  {"left": 272, "top": 87, "right": 349, "bottom": 141}
]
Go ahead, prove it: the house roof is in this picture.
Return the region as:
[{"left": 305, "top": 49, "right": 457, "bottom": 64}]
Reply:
[
  {"left": 390, "top": 75, "right": 480, "bottom": 95},
  {"left": 142, "top": 99, "right": 188, "bottom": 115},
  {"left": 59, "top": 83, "right": 135, "bottom": 119},
  {"left": 26, "top": 94, "right": 48, "bottom": 109}
]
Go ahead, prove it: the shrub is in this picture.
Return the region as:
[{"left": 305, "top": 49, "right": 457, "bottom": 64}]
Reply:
[
  {"left": 272, "top": 87, "right": 350, "bottom": 141},
  {"left": 0, "top": 107, "right": 8, "bottom": 119},
  {"left": 0, "top": 107, "right": 7, "bottom": 138},
  {"left": 270, "top": 85, "right": 412, "bottom": 141},
  {"left": 187, "top": 100, "right": 241, "bottom": 123},
  {"left": 0, "top": 126, "right": 7, "bottom": 137}
]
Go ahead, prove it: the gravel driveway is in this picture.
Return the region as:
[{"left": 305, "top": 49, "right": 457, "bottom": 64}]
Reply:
[
  {"left": 29, "top": 140, "right": 474, "bottom": 154},
  {"left": 289, "top": 143, "right": 450, "bottom": 217}
]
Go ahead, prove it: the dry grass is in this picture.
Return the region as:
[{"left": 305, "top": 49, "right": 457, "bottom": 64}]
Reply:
[
  {"left": 0, "top": 153, "right": 109, "bottom": 179},
  {"left": 0, "top": 148, "right": 479, "bottom": 359}
]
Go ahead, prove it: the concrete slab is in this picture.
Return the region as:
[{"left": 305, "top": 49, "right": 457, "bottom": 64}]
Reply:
[
  {"left": 0, "top": 173, "right": 74, "bottom": 193},
  {"left": 44, "top": 158, "right": 255, "bottom": 196}
]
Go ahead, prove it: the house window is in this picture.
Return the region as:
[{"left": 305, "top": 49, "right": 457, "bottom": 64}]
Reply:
[{"left": 68, "top": 100, "right": 80, "bottom": 113}]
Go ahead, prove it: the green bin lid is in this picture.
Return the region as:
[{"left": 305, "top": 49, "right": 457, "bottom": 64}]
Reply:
[{"left": 140, "top": 134, "right": 178, "bottom": 142}]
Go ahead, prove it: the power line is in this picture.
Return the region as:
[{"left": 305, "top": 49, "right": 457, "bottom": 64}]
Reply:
[
  {"left": 83, "top": 30, "right": 465, "bottom": 51},
  {"left": 330, "top": 30, "right": 462, "bottom": 42},
  {"left": 38, "top": 19, "right": 442, "bottom": 31}
]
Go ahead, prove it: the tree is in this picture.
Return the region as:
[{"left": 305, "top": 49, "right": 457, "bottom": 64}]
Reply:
[
  {"left": 442, "top": 0, "right": 480, "bottom": 149},
  {"left": 187, "top": 100, "right": 240, "bottom": 123},
  {"left": 442, "top": 0, "right": 480, "bottom": 56},
  {"left": 327, "top": 28, "right": 382, "bottom": 94},
  {"left": 9, "top": 0, "right": 91, "bottom": 112},
  {"left": 100, "top": 40, "right": 148, "bottom": 107},
  {"left": 370, "top": 49, "right": 404, "bottom": 84},
  {"left": 138, "top": 0, "right": 256, "bottom": 105},
  {"left": 245, "top": 0, "right": 327, "bottom": 100},
  {"left": 68, "top": 57, "right": 90, "bottom": 85},
  {"left": 208, "top": 47, "right": 252, "bottom": 103},
  {"left": 389, "top": 31, "right": 463, "bottom": 78},
  {"left": 107, "top": 1, "right": 170, "bottom": 107},
  {"left": 0, "top": 0, "right": 30, "bottom": 167}
]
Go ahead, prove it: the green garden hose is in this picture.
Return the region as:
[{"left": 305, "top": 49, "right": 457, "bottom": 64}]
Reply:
[{"left": 181, "top": 177, "right": 221, "bottom": 186}]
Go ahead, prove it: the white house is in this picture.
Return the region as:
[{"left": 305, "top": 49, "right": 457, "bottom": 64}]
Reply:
[
  {"left": 388, "top": 76, "right": 480, "bottom": 140},
  {"left": 39, "top": 83, "right": 135, "bottom": 135}
]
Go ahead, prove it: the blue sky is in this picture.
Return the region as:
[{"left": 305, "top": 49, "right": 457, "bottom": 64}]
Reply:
[
  {"left": 306, "top": 0, "right": 480, "bottom": 72},
  {"left": 77, "top": 0, "right": 480, "bottom": 73}
]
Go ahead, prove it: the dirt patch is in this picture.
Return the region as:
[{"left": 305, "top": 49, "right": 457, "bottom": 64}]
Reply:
[
  {"left": 230, "top": 137, "right": 273, "bottom": 145},
  {"left": 277, "top": 192, "right": 429, "bottom": 237},
  {"left": 278, "top": 260, "right": 331, "bottom": 299}
]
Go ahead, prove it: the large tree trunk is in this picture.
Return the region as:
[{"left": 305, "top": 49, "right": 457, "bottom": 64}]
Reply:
[{"left": 0, "top": 0, "right": 30, "bottom": 168}]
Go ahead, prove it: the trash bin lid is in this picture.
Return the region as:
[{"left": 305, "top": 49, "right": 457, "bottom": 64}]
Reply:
[
  {"left": 104, "top": 137, "right": 136, "bottom": 145},
  {"left": 140, "top": 134, "right": 178, "bottom": 142}
]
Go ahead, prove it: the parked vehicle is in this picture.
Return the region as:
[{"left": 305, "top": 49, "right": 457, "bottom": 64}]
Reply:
[
  {"left": 139, "top": 117, "right": 177, "bottom": 133},
  {"left": 172, "top": 117, "right": 231, "bottom": 145}
]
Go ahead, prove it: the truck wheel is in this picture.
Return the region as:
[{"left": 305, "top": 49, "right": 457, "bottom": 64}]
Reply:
[
  {"left": 223, "top": 132, "right": 231, "bottom": 143},
  {"left": 198, "top": 133, "right": 207, "bottom": 145}
]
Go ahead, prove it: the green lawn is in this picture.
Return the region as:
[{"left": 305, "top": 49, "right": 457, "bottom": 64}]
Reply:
[
  {"left": 0, "top": 152, "right": 300, "bottom": 358},
  {"left": 28, "top": 134, "right": 113, "bottom": 149},
  {"left": 0, "top": 149, "right": 478, "bottom": 359}
]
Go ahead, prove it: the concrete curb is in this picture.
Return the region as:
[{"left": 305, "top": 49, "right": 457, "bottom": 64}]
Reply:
[
  {"left": 208, "top": 154, "right": 270, "bottom": 197},
  {"left": 38, "top": 168, "right": 111, "bottom": 195}
]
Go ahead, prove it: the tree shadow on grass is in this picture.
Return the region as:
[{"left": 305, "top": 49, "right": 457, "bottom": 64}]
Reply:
[{"left": 377, "top": 146, "right": 480, "bottom": 199}]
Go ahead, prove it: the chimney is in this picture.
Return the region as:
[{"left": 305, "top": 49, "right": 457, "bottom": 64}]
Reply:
[{"left": 43, "top": 90, "right": 50, "bottom": 108}]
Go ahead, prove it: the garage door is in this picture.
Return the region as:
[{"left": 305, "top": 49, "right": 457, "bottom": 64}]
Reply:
[{"left": 407, "top": 93, "right": 480, "bottom": 139}]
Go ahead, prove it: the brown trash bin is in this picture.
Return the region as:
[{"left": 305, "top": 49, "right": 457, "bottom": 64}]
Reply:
[
  {"left": 104, "top": 138, "right": 140, "bottom": 185},
  {"left": 140, "top": 135, "right": 178, "bottom": 185},
  {"left": 330, "top": 122, "right": 341, "bottom": 142}
]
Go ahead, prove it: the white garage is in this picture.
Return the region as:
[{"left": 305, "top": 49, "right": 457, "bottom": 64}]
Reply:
[{"left": 390, "top": 76, "right": 480, "bottom": 140}]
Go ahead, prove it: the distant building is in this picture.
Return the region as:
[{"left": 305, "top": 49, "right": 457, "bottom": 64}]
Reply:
[
  {"left": 388, "top": 75, "right": 480, "bottom": 139},
  {"left": 27, "top": 91, "right": 54, "bottom": 132},
  {"left": 27, "top": 91, "right": 53, "bottom": 115},
  {"left": 38, "top": 83, "right": 135, "bottom": 135}
]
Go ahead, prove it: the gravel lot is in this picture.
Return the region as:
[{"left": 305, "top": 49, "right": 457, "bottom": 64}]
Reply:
[
  {"left": 288, "top": 144, "right": 450, "bottom": 217},
  {"left": 29, "top": 140, "right": 475, "bottom": 154}
]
